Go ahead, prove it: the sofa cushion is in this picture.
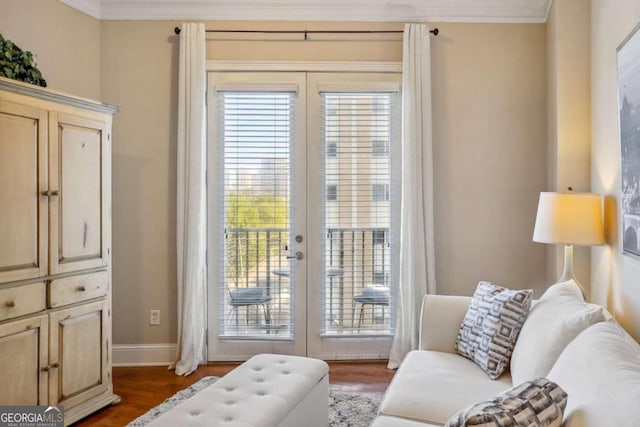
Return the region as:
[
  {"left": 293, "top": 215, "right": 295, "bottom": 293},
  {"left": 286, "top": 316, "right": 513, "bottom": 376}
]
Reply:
[
  {"left": 455, "top": 281, "right": 532, "bottom": 379},
  {"left": 510, "top": 280, "right": 605, "bottom": 386},
  {"left": 444, "top": 377, "right": 567, "bottom": 427},
  {"left": 420, "top": 294, "right": 473, "bottom": 353},
  {"left": 547, "top": 320, "right": 640, "bottom": 426},
  {"left": 379, "top": 350, "right": 513, "bottom": 425}
]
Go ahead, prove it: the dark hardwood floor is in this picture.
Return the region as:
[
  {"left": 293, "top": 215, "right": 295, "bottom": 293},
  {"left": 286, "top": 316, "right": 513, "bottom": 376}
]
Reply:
[{"left": 74, "top": 361, "right": 395, "bottom": 426}]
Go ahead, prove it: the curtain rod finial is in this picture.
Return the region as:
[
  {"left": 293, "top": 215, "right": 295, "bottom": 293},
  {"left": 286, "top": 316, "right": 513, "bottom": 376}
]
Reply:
[{"left": 174, "top": 26, "right": 181, "bottom": 35}]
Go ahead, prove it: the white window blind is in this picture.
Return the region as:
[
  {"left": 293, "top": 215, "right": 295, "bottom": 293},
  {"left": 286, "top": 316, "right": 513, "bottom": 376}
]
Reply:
[
  {"left": 218, "top": 91, "right": 295, "bottom": 338},
  {"left": 320, "top": 92, "right": 399, "bottom": 335}
]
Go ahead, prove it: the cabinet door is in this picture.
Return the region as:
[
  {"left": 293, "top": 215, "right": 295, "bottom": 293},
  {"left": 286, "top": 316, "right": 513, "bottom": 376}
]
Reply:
[
  {"left": 0, "top": 101, "right": 48, "bottom": 283},
  {"left": 48, "top": 300, "right": 109, "bottom": 409},
  {"left": 49, "top": 111, "right": 110, "bottom": 275},
  {"left": 0, "top": 315, "right": 49, "bottom": 405}
]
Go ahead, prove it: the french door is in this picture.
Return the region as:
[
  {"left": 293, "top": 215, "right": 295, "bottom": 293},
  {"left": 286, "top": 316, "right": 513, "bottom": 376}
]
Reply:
[{"left": 207, "top": 70, "right": 401, "bottom": 361}]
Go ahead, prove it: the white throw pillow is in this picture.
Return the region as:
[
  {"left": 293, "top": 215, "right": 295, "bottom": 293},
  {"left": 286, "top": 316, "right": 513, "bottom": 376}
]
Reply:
[
  {"left": 445, "top": 377, "right": 568, "bottom": 427},
  {"left": 455, "top": 281, "right": 532, "bottom": 380},
  {"left": 547, "top": 320, "right": 640, "bottom": 426},
  {"left": 510, "top": 280, "right": 605, "bottom": 386}
]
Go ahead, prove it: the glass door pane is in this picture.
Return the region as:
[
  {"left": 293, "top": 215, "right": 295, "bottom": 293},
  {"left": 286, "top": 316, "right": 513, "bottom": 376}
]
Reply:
[
  {"left": 306, "top": 73, "right": 401, "bottom": 360},
  {"left": 207, "top": 72, "right": 307, "bottom": 360},
  {"left": 221, "top": 92, "right": 293, "bottom": 337},
  {"left": 322, "top": 92, "right": 396, "bottom": 335}
]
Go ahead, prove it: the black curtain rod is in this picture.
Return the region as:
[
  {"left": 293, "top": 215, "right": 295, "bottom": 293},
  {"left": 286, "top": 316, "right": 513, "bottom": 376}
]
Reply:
[{"left": 173, "top": 27, "right": 439, "bottom": 38}]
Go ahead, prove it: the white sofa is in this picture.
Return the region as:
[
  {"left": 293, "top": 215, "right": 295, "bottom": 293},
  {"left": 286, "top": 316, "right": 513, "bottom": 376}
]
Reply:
[{"left": 371, "top": 291, "right": 640, "bottom": 427}]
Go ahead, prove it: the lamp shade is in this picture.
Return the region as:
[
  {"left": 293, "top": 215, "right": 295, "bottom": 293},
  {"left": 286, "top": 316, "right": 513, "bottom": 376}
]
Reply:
[{"left": 533, "top": 192, "right": 605, "bottom": 246}]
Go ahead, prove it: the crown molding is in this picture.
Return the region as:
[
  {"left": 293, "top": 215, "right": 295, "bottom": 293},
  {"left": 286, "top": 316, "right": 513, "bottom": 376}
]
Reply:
[
  {"left": 57, "top": 0, "right": 551, "bottom": 23},
  {"left": 59, "top": 0, "right": 102, "bottom": 19}
]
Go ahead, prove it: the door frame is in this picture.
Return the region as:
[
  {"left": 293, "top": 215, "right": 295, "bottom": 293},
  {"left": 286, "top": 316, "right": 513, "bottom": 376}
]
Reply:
[
  {"left": 206, "top": 71, "right": 308, "bottom": 360},
  {"left": 205, "top": 61, "right": 401, "bottom": 362},
  {"left": 305, "top": 72, "right": 402, "bottom": 360}
]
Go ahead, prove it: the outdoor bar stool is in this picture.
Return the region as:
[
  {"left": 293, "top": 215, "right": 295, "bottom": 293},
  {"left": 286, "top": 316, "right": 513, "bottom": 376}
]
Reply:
[
  {"left": 352, "top": 284, "right": 390, "bottom": 330},
  {"left": 227, "top": 285, "right": 272, "bottom": 327}
]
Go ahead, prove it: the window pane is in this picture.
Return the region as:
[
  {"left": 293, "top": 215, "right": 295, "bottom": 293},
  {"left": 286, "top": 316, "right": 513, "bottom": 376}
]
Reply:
[
  {"left": 372, "top": 184, "right": 390, "bottom": 201},
  {"left": 327, "top": 184, "right": 337, "bottom": 201},
  {"left": 219, "top": 91, "right": 295, "bottom": 338},
  {"left": 372, "top": 140, "right": 389, "bottom": 156},
  {"left": 327, "top": 140, "right": 338, "bottom": 157},
  {"left": 321, "top": 92, "right": 398, "bottom": 335}
]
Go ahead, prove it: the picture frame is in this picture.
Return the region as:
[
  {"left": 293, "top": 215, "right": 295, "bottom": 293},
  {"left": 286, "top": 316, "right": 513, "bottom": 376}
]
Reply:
[{"left": 618, "top": 22, "right": 640, "bottom": 256}]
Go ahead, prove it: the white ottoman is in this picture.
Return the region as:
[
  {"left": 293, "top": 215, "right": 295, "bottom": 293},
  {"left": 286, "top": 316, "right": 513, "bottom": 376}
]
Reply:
[{"left": 147, "top": 354, "right": 329, "bottom": 427}]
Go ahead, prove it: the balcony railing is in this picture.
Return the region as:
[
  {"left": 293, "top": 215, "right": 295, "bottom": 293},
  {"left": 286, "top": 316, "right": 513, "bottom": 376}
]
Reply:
[
  {"left": 220, "top": 227, "right": 392, "bottom": 337},
  {"left": 324, "top": 228, "right": 392, "bottom": 335}
]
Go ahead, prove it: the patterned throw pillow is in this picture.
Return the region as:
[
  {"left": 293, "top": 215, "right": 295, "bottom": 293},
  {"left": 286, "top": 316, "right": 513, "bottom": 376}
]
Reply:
[
  {"left": 455, "top": 281, "right": 532, "bottom": 379},
  {"left": 445, "top": 378, "right": 568, "bottom": 427}
]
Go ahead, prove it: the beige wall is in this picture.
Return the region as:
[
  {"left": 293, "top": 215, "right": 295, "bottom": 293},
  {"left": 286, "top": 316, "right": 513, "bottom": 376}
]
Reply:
[
  {"left": 431, "top": 23, "right": 547, "bottom": 297},
  {"left": 592, "top": 0, "right": 640, "bottom": 340},
  {"left": 100, "top": 21, "right": 181, "bottom": 344},
  {"left": 545, "top": 0, "right": 592, "bottom": 291},
  {"left": 0, "top": 0, "right": 101, "bottom": 99},
  {"left": 0, "top": 3, "right": 548, "bottom": 345}
]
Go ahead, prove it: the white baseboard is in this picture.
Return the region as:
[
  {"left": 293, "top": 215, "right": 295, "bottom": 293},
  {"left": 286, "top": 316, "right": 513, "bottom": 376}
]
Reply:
[{"left": 113, "top": 343, "right": 176, "bottom": 367}]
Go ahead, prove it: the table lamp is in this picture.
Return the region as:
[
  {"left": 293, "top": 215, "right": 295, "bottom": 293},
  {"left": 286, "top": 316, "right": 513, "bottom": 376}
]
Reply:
[{"left": 532, "top": 188, "right": 605, "bottom": 297}]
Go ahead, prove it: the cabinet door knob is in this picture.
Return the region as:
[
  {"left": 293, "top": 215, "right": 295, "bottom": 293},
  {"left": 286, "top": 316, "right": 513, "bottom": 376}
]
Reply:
[
  {"left": 41, "top": 190, "right": 51, "bottom": 197},
  {"left": 6, "top": 300, "right": 15, "bottom": 308},
  {"left": 51, "top": 362, "right": 60, "bottom": 369},
  {"left": 50, "top": 190, "right": 60, "bottom": 196},
  {"left": 42, "top": 366, "right": 49, "bottom": 372},
  {"left": 77, "top": 286, "right": 86, "bottom": 292}
]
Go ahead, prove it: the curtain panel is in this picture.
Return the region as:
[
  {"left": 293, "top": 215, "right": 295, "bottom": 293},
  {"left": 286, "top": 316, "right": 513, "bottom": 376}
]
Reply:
[
  {"left": 173, "top": 22, "right": 207, "bottom": 376},
  {"left": 388, "top": 23, "right": 437, "bottom": 369}
]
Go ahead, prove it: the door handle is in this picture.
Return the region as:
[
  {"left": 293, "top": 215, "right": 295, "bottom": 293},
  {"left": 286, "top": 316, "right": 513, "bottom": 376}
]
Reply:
[{"left": 286, "top": 251, "right": 304, "bottom": 260}]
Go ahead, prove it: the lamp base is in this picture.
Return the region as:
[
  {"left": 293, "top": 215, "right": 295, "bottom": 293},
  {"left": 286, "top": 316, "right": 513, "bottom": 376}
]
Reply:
[{"left": 556, "top": 244, "right": 587, "bottom": 300}]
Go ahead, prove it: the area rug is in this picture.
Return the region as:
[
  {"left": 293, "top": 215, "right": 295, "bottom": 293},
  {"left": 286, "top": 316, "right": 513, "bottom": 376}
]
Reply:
[{"left": 127, "top": 376, "right": 383, "bottom": 427}]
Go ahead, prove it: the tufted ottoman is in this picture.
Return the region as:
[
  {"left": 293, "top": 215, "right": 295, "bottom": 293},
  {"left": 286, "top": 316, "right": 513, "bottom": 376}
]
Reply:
[{"left": 146, "top": 354, "right": 330, "bottom": 427}]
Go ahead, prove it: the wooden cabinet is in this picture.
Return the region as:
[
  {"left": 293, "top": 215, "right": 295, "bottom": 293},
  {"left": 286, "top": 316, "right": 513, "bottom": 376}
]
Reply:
[
  {"left": 0, "top": 101, "right": 48, "bottom": 284},
  {"left": 49, "top": 112, "right": 110, "bottom": 275},
  {"left": 0, "top": 77, "right": 118, "bottom": 425},
  {"left": 49, "top": 300, "right": 111, "bottom": 416},
  {"left": 0, "top": 315, "right": 49, "bottom": 405}
]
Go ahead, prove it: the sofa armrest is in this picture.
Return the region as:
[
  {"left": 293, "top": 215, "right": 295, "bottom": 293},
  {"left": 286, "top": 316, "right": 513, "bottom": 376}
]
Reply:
[{"left": 419, "top": 294, "right": 471, "bottom": 353}]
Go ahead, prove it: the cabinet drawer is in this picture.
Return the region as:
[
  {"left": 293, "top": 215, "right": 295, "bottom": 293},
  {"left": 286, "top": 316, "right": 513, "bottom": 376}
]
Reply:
[
  {"left": 0, "top": 282, "right": 46, "bottom": 322},
  {"left": 49, "top": 271, "right": 108, "bottom": 308}
]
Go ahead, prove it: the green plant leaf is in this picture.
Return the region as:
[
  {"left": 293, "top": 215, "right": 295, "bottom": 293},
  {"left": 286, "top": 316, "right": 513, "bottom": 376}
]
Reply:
[{"left": 0, "top": 33, "right": 46, "bottom": 87}]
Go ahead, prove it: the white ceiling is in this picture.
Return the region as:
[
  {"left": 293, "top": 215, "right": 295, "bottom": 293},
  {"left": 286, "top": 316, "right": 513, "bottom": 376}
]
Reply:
[{"left": 59, "top": 0, "right": 553, "bottom": 23}]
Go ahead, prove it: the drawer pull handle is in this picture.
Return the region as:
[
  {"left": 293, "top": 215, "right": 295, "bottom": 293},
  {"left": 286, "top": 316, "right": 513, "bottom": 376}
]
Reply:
[
  {"left": 6, "top": 300, "right": 15, "bottom": 308},
  {"left": 77, "top": 286, "right": 86, "bottom": 292}
]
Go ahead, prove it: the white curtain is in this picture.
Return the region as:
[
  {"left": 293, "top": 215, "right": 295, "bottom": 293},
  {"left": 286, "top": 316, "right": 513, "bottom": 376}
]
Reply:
[
  {"left": 173, "top": 22, "right": 207, "bottom": 376},
  {"left": 388, "top": 23, "right": 437, "bottom": 369}
]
